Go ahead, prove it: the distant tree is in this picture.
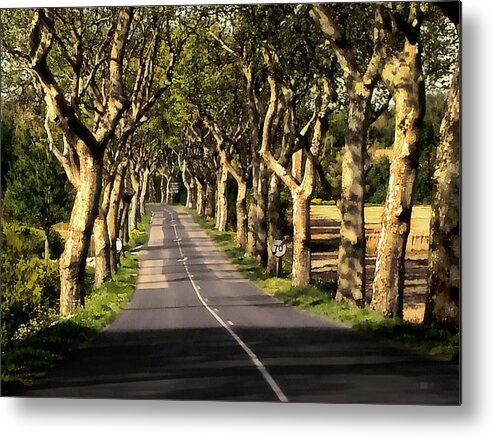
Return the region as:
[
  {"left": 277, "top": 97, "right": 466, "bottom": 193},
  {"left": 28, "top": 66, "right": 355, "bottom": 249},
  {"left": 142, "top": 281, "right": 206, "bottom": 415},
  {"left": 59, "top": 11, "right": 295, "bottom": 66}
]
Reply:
[{"left": 3, "top": 143, "right": 74, "bottom": 260}]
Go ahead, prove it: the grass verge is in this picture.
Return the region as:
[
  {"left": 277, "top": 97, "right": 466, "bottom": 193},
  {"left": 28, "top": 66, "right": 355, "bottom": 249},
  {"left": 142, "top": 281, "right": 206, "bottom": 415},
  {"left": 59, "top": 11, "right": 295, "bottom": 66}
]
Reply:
[
  {"left": 1, "top": 212, "right": 151, "bottom": 394},
  {"left": 190, "top": 209, "right": 459, "bottom": 362}
]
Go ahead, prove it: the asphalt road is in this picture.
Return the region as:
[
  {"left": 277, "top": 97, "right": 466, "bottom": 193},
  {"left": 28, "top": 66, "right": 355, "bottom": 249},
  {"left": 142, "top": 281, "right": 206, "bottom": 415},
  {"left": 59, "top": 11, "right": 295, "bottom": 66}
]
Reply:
[{"left": 18, "top": 204, "right": 460, "bottom": 404}]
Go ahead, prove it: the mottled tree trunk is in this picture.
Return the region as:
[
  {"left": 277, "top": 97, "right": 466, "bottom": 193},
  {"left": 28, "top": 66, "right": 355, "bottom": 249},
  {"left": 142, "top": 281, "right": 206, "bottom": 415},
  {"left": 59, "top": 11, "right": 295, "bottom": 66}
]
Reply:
[
  {"left": 424, "top": 65, "right": 460, "bottom": 326},
  {"left": 59, "top": 151, "right": 102, "bottom": 316},
  {"left": 336, "top": 91, "right": 368, "bottom": 305},
  {"left": 139, "top": 168, "right": 149, "bottom": 216},
  {"left": 292, "top": 192, "right": 311, "bottom": 286},
  {"left": 267, "top": 174, "right": 282, "bottom": 274},
  {"left": 94, "top": 208, "right": 111, "bottom": 288},
  {"left": 44, "top": 229, "right": 50, "bottom": 260},
  {"left": 205, "top": 182, "right": 215, "bottom": 219},
  {"left": 129, "top": 171, "right": 140, "bottom": 230},
  {"left": 196, "top": 177, "right": 206, "bottom": 216},
  {"left": 166, "top": 176, "right": 173, "bottom": 205},
  {"left": 107, "top": 164, "right": 125, "bottom": 275},
  {"left": 236, "top": 180, "right": 248, "bottom": 249},
  {"left": 188, "top": 176, "right": 197, "bottom": 209},
  {"left": 246, "top": 189, "right": 257, "bottom": 255},
  {"left": 291, "top": 149, "right": 303, "bottom": 182},
  {"left": 160, "top": 175, "right": 166, "bottom": 204},
  {"left": 94, "top": 177, "right": 113, "bottom": 287},
  {"left": 244, "top": 63, "right": 263, "bottom": 260},
  {"left": 148, "top": 174, "right": 155, "bottom": 203},
  {"left": 215, "top": 163, "right": 228, "bottom": 231},
  {"left": 372, "top": 36, "right": 425, "bottom": 317},
  {"left": 255, "top": 164, "right": 269, "bottom": 267}
]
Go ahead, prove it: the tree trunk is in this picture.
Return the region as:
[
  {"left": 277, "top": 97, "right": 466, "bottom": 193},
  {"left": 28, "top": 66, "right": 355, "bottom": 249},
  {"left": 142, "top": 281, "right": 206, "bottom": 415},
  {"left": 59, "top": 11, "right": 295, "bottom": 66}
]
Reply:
[
  {"left": 166, "top": 176, "right": 173, "bottom": 204},
  {"left": 160, "top": 175, "right": 166, "bottom": 204},
  {"left": 205, "top": 182, "right": 215, "bottom": 219},
  {"left": 291, "top": 149, "right": 303, "bottom": 182},
  {"left": 139, "top": 168, "right": 149, "bottom": 216},
  {"left": 129, "top": 171, "right": 140, "bottom": 231},
  {"left": 336, "top": 91, "right": 368, "bottom": 305},
  {"left": 244, "top": 63, "right": 262, "bottom": 259},
  {"left": 107, "top": 164, "right": 125, "bottom": 275},
  {"left": 148, "top": 174, "right": 155, "bottom": 203},
  {"left": 267, "top": 174, "right": 282, "bottom": 273},
  {"left": 196, "top": 177, "right": 206, "bottom": 216},
  {"left": 59, "top": 151, "right": 102, "bottom": 316},
  {"left": 189, "top": 176, "right": 197, "bottom": 209},
  {"left": 44, "top": 229, "right": 50, "bottom": 261},
  {"left": 246, "top": 192, "right": 257, "bottom": 255},
  {"left": 215, "top": 163, "right": 228, "bottom": 231},
  {"left": 94, "top": 208, "right": 111, "bottom": 288},
  {"left": 371, "top": 38, "right": 425, "bottom": 317},
  {"left": 424, "top": 65, "right": 460, "bottom": 326},
  {"left": 235, "top": 178, "right": 248, "bottom": 249},
  {"left": 255, "top": 163, "right": 269, "bottom": 267},
  {"left": 292, "top": 192, "right": 311, "bottom": 286}
]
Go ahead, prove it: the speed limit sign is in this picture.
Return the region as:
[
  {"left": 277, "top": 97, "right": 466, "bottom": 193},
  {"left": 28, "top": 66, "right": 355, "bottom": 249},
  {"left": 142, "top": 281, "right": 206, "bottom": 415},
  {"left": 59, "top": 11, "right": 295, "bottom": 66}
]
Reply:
[{"left": 271, "top": 239, "right": 286, "bottom": 258}]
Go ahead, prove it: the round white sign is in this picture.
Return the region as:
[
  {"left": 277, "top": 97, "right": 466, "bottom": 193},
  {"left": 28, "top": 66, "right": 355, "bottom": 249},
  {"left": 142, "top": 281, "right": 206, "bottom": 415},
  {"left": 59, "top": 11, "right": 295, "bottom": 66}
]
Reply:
[
  {"left": 271, "top": 239, "right": 286, "bottom": 258},
  {"left": 116, "top": 238, "right": 123, "bottom": 254}
]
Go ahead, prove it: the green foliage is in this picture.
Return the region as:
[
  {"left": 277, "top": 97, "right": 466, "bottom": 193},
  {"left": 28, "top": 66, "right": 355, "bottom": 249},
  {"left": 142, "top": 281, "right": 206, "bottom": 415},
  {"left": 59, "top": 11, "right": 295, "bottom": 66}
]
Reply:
[
  {"left": 365, "top": 158, "right": 390, "bottom": 204},
  {"left": 2, "top": 142, "right": 74, "bottom": 235},
  {"left": 1, "top": 224, "right": 60, "bottom": 343}
]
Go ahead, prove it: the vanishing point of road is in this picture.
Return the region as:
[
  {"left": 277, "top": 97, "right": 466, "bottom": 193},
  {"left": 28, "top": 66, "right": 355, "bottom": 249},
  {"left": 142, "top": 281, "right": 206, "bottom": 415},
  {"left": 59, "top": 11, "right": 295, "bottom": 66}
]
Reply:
[{"left": 19, "top": 204, "right": 460, "bottom": 404}]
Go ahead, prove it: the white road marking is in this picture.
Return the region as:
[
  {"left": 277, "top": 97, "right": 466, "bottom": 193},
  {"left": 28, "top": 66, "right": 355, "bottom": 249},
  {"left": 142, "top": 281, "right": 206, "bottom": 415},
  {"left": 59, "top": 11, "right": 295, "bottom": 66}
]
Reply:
[
  {"left": 204, "top": 297, "right": 208, "bottom": 302},
  {"left": 227, "top": 320, "right": 235, "bottom": 326},
  {"left": 165, "top": 208, "right": 288, "bottom": 403},
  {"left": 213, "top": 308, "right": 219, "bottom": 313}
]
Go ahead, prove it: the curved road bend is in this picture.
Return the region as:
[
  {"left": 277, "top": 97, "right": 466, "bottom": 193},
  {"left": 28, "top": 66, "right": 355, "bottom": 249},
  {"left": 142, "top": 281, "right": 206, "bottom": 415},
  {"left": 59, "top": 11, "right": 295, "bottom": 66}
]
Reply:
[{"left": 19, "top": 204, "right": 460, "bottom": 404}]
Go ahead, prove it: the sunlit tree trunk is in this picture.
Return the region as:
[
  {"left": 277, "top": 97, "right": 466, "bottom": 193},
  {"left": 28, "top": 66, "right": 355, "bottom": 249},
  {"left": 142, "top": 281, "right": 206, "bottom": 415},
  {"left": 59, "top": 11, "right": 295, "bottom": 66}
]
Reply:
[
  {"left": 139, "top": 167, "right": 149, "bottom": 216},
  {"left": 107, "top": 162, "right": 126, "bottom": 275},
  {"left": 196, "top": 177, "right": 206, "bottom": 216},
  {"left": 255, "top": 164, "right": 269, "bottom": 267},
  {"left": 94, "top": 207, "right": 111, "bottom": 288},
  {"left": 371, "top": 13, "right": 425, "bottom": 317},
  {"left": 43, "top": 229, "right": 50, "bottom": 261},
  {"left": 267, "top": 174, "right": 282, "bottom": 274},
  {"left": 94, "top": 176, "right": 113, "bottom": 287},
  {"left": 336, "top": 91, "right": 368, "bottom": 305},
  {"left": 59, "top": 151, "right": 103, "bottom": 315},
  {"left": 424, "top": 64, "right": 460, "bottom": 326},
  {"left": 129, "top": 171, "right": 140, "bottom": 230},
  {"left": 215, "top": 162, "right": 228, "bottom": 231},
  {"left": 291, "top": 192, "right": 311, "bottom": 286},
  {"left": 243, "top": 63, "right": 266, "bottom": 261},
  {"left": 188, "top": 176, "right": 197, "bottom": 209},
  {"left": 160, "top": 175, "right": 166, "bottom": 204}
]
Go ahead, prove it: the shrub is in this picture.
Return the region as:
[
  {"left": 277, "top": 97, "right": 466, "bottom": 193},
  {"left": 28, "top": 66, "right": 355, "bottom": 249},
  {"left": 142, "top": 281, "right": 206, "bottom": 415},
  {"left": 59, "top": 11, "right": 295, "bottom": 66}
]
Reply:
[
  {"left": 1, "top": 222, "right": 60, "bottom": 344},
  {"left": 1, "top": 255, "right": 60, "bottom": 344}
]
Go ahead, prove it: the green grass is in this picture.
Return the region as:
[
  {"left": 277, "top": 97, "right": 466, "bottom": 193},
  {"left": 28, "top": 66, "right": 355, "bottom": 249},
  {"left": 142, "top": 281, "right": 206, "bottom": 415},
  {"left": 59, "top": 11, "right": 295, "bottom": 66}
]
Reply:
[
  {"left": 1, "top": 213, "right": 151, "bottom": 394},
  {"left": 190, "top": 209, "right": 459, "bottom": 362}
]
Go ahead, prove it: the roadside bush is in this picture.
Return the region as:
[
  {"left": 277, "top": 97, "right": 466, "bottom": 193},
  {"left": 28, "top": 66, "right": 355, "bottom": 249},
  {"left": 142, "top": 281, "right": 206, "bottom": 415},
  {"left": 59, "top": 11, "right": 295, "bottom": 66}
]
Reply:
[
  {"left": 1, "top": 255, "right": 60, "bottom": 344},
  {"left": 1, "top": 222, "right": 60, "bottom": 345}
]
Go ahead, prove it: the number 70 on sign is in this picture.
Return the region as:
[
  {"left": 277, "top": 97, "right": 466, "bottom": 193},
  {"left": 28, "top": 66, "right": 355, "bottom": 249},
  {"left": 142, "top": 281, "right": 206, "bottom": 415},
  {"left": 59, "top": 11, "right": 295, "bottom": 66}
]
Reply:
[{"left": 271, "top": 240, "right": 286, "bottom": 258}]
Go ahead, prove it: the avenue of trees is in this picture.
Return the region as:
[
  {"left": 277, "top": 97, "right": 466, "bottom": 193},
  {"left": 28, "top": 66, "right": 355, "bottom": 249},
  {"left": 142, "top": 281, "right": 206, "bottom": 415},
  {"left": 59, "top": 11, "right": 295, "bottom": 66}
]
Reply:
[{"left": 1, "top": 3, "right": 460, "bottom": 341}]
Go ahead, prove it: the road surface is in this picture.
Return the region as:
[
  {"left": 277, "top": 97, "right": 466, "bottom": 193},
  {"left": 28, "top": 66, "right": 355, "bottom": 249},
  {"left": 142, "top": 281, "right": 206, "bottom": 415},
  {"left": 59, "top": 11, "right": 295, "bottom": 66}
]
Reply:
[{"left": 18, "top": 204, "right": 460, "bottom": 404}]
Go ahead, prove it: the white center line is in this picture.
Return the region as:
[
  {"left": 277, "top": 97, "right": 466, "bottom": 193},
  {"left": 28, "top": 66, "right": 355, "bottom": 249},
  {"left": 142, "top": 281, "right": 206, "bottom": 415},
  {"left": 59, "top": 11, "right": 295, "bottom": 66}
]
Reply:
[{"left": 165, "top": 208, "right": 288, "bottom": 403}]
